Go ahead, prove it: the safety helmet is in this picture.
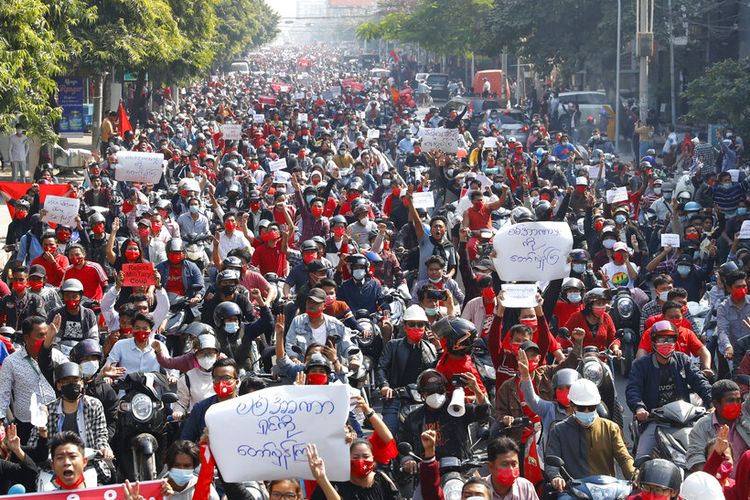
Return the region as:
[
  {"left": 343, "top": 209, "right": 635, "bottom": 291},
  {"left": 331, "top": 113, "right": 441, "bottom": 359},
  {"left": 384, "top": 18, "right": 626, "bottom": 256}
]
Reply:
[
  {"left": 331, "top": 215, "right": 347, "bottom": 226},
  {"left": 403, "top": 305, "right": 429, "bottom": 323},
  {"left": 432, "top": 317, "right": 477, "bottom": 353},
  {"left": 533, "top": 200, "right": 553, "bottom": 221},
  {"left": 197, "top": 334, "right": 220, "bottom": 352},
  {"left": 637, "top": 458, "right": 682, "bottom": 492},
  {"left": 684, "top": 201, "right": 702, "bottom": 213},
  {"left": 551, "top": 368, "right": 580, "bottom": 389},
  {"left": 54, "top": 362, "right": 82, "bottom": 383},
  {"left": 222, "top": 256, "right": 243, "bottom": 271},
  {"left": 69, "top": 339, "right": 102, "bottom": 363},
  {"left": 88, "top": 213, "right": 106, "bottom": 225},
  {"left": 347, "top": 253, "right": 369, "bottom": 270},
  {"left": 568, "top": 378, "right": 601, "bottom": 406},
  {"left": 166, "top": 239, "right": 185, "bottom": 253},
  {"left": 300, "top": 240, "right": 318, "bottom": 253},
  {"left": 213, "top": 301, "right": 242, "bottom": 326},
  {"left": 562, "top": 278, "right": 584, "bottom": 291},
  {"left": 510, "top": 206, "right": 535, "bottom": 224},
  {"left": 217, "top": 269, "right": 240, "bottom": 283},
  {"left": 304, "top": 353, "right": 332, "bottom": 374},
  {"left": 719, "top": 261, "right": 739, "bottom": 278},
  {"left": 650, "top": 320, "right": 678, "bottom": 344},
  {"left": 184, "top": 322, "right": 215, "bottom": 339},
  {"left": 61, "top": 279, "right": 84, "bottom": 294},
  {"left": 679, "top": 471, "right": 723, "bottom": 500},
  {"left": 583, "top": 288, "right": 607, "bottom": 306},
  {"left": 569, "top": 249, "right": 590, "bottom": 262},
  {"left": 417, "top": 369, "right": 448, "bottom": 394}
]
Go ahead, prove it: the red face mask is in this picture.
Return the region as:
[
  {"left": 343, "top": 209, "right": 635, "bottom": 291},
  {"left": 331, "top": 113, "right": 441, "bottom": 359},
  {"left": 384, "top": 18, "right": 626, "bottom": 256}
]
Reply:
[
  {"left": 92, "top": 223, "right": 105, "bottom": 235},
  {"left": 137, "top": 228, "right": 150, "bottom": 239},
  {"left": 612, "top": 253, "right": 625, "bottom": 265},
  {"left": 29, "top": 280, "right": 44, "bottom": 292},
  {"left": 324, "top": 295, "right": 335, "bottom": 307},
  {"left": 125, "top": 249, "right": 140, "bottom": 261},
  {"left": 70, "top": 256, "right": 84, "bottom": 267},
  {"left": 303, "top": 252, "right": 317, "bottom": 264},
  {"left": 732, "top": 287, "right": 748, "bottom": 301},
  {"left": 249, "top": 201, "right": 261, "bottom": 211},
  {"left": 720, "top": 402, "right": 742, "bottom": 421},
  {"left": 57, "top": 232, "right": 71, "bottom": 243},
  {"left": 556, "top": 388, "right": 571, "bottom": 407},
  {"left": 213, "top": 380, "right": 235, "bottom": 397},
  {"left": 64, "top": 298, "right": 81, "bottom": 310},
  {"left": 307, "top": 309, "right": 323, "bottom": 319},
  {"left": 311, "top": 206, "right": 324, "bottom": 218},
  {"left": 640, "top": 492, "right": 670, "bottom": 500},
  {"left": 12, "top": 282, "right": 27, "bottom": 294},
  {"left": 520, "top": 317, "right": 538, "bottom": 330},
  {"left": 307, "top": 373, "right": 329, "bottom": 385},
  {"left": 333, "top": 227, "right": 346, "bottom": 238},
  {"left": 592, "top": 305, "right": 607, "bottom": 316},
  {"left": 224, "top": 221, "right": 237, "bottom": 232},
  {"left": 406, "top": 327, "right": 424, "bottom": 342},
  {"left": 31, "top": 338, "right": 44, "bottom": 353},
  {"left": 44, "top": 244, "right": 57, "bottom": 254},
  {"left": 152, "top": 223, "right": 162, "bottom": 233},
  {"left": 593, "top": 219, "right": 605, "bottom": 232},
  {"left": 15, "top": 210, "right": 27, "bottom": 219},
  {"left": 168, "top": 253, "right": 184, "bottom": 265},
  {"left": 350, "top": 459, "right": 374, "bottom": 478},
  {"left": 510, "top": 343, "right": 521, "bottom": 355},
  {"left": 348, "top": 192, "right": 360, "bottom": 202},
  {"left": 473, "top": 201, "right": 484, "bottom": 210},
  {"left": 494, "top": 467, "right": 520, "bottom": 487},
  {"left": 575, "top": 185, "right": 587, "bottom": 193},
  {"left": 481, "top": 287, "right": 496, "bottom": 301},
  {"left": 134, "top": 330, "right": 150, "bottom": 343},
  {"left": 120, "top": 327, "right": 133, "bottom": 338},
  {"left": 655, "top": 342, "right": 675, "bottom": 358}
]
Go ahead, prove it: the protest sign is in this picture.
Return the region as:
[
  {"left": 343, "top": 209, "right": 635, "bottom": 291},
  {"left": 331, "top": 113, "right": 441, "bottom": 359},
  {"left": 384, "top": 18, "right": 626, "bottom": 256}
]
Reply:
[
  {"left": 418, "top": 127, "right": 461, "bottom": 153},
  {"left": 367, "top": 129, "right": 380, "bottom": 140},
  {"left": 740, "top": 221, "right": 750, "bottom": 240},
  {"left": 221, "top": 124, "right": 242, "bottom": 141},
  {"left": 500, "top": 284, "right": 538, "bottom": 308},
  {"left": 43, "top": 195, "right": 80, "bottom": 227},
  {"left": 0, "top": 182, "right": 73, "bottom": 218},
  {"left": 269, "top": 158, "right": 287, "bottom": 172},
  {"left": 252, "top": 113, "right": 266, "bottom": 124},
  {"left": 605, "top": 186, "right": 628, "bottom": 204},
  {"left": 123, "top": 263, "right": 156, "bottom": 287},
  {"left": 321, "top": 91, "right": 333, "bottom": 101},
  {"left": 412, "top": 192, "right": 435, "bottom": 209},
  {"left": 30, "top": 393, "right": 48, "bottom": 427},
  {"left": 660, "top": 233, "right": 681, "bottom": 248},
  {"left": 115, "top": 151, "right": 164, "bottom": 184},
  {"left": 483, "top": 137, "right": 497, "bottom": 149},
  {"left": 729, "top": 169, "right": 740, "bottom": 183},
  {"left": 330, "top": 85, "right": 342, "bottom": 97},
  {"left": 205, "top": 384, "right": 350, "bottom": 482},
  {"left": 492, "top": 221, "right": 573, "bottom": 281},
  {"left": 587, "top": 165, "right": 603, "bottom": 179},
  {"left": 294, "top": 92, "right": 306, "bottom": 100},
  {"left": 2, "top": 480, "right": 163, "bottom": 500},
  {"left": 475, "top": 174, "right": 494, "bottom": 189}
]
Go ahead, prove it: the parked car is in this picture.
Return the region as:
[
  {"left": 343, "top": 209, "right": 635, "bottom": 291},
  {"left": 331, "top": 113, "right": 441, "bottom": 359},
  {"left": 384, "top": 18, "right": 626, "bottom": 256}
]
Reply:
[{"left": 426, "top": 73, "right": 450, "bottom": 100}]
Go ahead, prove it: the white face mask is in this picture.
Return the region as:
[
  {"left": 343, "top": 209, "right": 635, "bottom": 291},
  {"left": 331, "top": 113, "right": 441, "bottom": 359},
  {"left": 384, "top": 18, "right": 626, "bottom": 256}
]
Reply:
[
  {"left": 572, "top": 263, "right": 586, "bottom": 274},
  {"left": 602, "top": 239, "right": 616, "bottom": 249},
  {"left": 425, "top": 393, "right": 446, "bottom": 409},
  {"left": 359, "top": 217, "right": 369, "bottom": 226},
  {"left": 567, "top": 292, "right": 582, "bottom": 304},
  {"left": 352, "top": 269, "right": 367, "bottom": 281},
  {"left": 80, "top": 360, "right": 99, "bottom": 378},
  {"left": 198, "top": 354, "right": 217, "bottom": 371},
  {"left": 658, "top": 290, "right": 670, "bottom": 302}
]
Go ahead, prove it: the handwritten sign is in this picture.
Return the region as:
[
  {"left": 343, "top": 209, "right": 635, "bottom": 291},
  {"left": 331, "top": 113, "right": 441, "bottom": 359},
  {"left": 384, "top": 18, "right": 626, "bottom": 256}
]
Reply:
[
  {"left": 412, "top": 192, "right": 435, "bottom": 209},
  {"left": 418, "top": 127, "right": 461, "bottom": 153},
  {"left": 606, "top": 186, "right": 628, "bottom": 204},
  {"left": 123, "top": 263, "right": 156, "bottom": 287},
  {"left": 367, "top": 129, "right": 380, "bottom": 140},
  {"left": 269, "top": 158, "right": 287, "bottom": 172},
  {"left": 492, "top": 221, "right": 573, "bottom": 281},
  {"left": 483, "top": 137, "right": 497, "bottom": 149},
  {"left": 500, "top": 284, "right": 538, "bottom": 308},
  {"left": 587, "top": 165, "right": 603, "bottom": 179},
  {"left": 221, "top": 124, "right": 242, "bottom": 141},
  {"left": 273, "top": 170, "right": 291, "bottom": 185},
  {"left": 329, "top": 85, "right": 342, "bottom": 97},
  {"left": 740, "top": 221, "right": 750, "bottom": 240},
  {"left": 660, "top": 233, "right": 681, "bottom": 248},
  {"left": 205, "top": 384, "right": 350, "bottom": 482},
  {"left": 43, "top": 195, "right": 80, "bottom": 226},
  {"left": 2, "top": 481, "right": 163, "bottom": 500},
  {"left": 575, "top": 176, "right": 589, "bottom": 187},
  {"left": 252, "top": 113, "right": 265, "bottom": 124},
  {"left": 729, "top": 169, "right": 740, "bottom": 183},
  {"left": 115, "top": 151, "right": 164, "bottom": 184}
]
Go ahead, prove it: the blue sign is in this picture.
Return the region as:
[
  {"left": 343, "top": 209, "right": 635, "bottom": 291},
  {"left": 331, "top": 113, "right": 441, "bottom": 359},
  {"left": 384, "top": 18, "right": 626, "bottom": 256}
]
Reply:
[{"left": 57, "top": 78, "right": 84, "bottom": 136}]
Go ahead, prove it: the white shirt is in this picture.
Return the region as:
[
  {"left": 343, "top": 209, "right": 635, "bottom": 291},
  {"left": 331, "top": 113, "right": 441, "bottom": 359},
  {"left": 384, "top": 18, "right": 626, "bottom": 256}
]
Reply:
[
  {"left": 218, "top": 230, "right": 251, "bottom": 260},
  {"left": 106, "top": 337, "right": 165, "bottom": 374},
  {"left": 176, "top": 367, "right": 215, "bottom": 413},
  {"left": 9, "top": 133, "right": 29, "bottom": 162},
  {"left": 0, "top": 347, "right": 66, "bottom": 422},
  {"left": 602, "top": 261, "right": 639, "bottom": 289},
  {"left": 663, "top": 132, "right": 678, "bottom": 154}
]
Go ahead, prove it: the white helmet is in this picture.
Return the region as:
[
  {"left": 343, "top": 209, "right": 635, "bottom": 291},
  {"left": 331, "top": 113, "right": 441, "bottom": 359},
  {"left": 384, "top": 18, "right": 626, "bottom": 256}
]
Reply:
[
  {"left": 403, "top": 305, "right": 428, "bottom": 322},
  {"left": 679, "top": 472, "right": 723, "bottom": 500},
  {"left": 568, "top": 379, "right": 601, "bottom": 406}
]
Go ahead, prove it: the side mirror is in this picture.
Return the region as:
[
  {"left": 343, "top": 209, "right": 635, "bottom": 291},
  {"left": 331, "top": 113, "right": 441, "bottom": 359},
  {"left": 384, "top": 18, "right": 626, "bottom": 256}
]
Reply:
[
  {"left": 162, "top": 392, "right": 179, "bottom": 404},
  {"left": 546, "top": 455, "right": 564, "bottom": 468}
]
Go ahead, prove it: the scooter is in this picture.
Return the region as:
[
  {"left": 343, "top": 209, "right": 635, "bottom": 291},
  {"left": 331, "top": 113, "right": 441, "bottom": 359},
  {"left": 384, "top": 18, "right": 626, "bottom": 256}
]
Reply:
[
  {"left": 546, "top": 455, "right": 632, "bottom": 500},
  {"left": 578, "top": 348, "right": 624, "bottom": 428},
  {"left": 609, "top": 287, "right": 641, "bottom": 376}
]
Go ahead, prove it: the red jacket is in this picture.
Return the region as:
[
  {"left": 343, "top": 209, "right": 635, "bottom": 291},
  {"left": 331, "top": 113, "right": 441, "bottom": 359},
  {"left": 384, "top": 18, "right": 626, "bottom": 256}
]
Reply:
[
  {"left": 488, "top": 315, "right": 552, "bottom": 392},
  {"left": 564, "top": 310, "right": 620, "bottom": 351}
]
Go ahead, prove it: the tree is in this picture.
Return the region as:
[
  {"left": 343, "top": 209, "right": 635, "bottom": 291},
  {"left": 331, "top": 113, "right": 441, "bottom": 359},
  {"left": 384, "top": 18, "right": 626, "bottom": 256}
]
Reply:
[
  {"left": 212, "top": 0, "right": 280, "bottom": 67},
  {"left": 682, "top": 58, "right": 750, "bottom": 138},
  {"left": 0, "top": 0, "right": 69, "bottom": 139}
]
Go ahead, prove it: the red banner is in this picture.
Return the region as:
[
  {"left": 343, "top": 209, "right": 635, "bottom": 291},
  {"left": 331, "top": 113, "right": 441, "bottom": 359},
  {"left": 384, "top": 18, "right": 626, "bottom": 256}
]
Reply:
[
  {"left": 0, "top": 182, "right": 74, "bottom": 218},
  {"left": 123, "top": 263, "right": 156, "bottom": 287},
  {"left": 2, "top": 480, "right": 163, "bottom": 499},
  {"left": 258, "top": 96, "right": 277, "bottom": 106},
  {"left": 342, "top": 79, "right": 365, "bottom": 92}
]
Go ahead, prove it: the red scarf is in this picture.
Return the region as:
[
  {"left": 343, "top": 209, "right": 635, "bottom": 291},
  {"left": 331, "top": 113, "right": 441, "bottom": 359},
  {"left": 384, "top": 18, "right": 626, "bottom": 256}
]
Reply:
[{"left": 55, "top": 475, "right": 85, "bottom": 490}]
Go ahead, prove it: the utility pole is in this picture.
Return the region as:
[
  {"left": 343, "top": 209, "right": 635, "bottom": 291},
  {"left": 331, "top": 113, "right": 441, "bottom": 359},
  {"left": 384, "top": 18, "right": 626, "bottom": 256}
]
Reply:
[
  {"left": 615, "top": 0, "right": 622, "bottom": 153},
  {"left": 636, "top": 0, "right": 654, "bottom": 121},
  {"left": 667, "top": 0, "right": 676, "bottom": 126}
]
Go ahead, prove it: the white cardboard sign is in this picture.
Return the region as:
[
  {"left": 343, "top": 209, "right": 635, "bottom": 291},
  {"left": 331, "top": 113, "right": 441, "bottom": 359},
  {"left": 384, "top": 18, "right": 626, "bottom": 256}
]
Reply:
[
  {"left": 43, "top": 195, "right": 80, "bottom": 227},
  {"left": 606, "top": 186, "right": 628, "bottom": 204},
  {"left": 115, "top": 151, "right": 164, "bottom": 184},
  {"left": 253, "top": 114, "right": 266, "bottom": 124},
  {"left": 500, "top": 284, "right": 538, "bottom": 308},
  {"left": 412, "top": 191, "right": 435, "bottom": 209},
  {"left": 740, "top": 220, "right": 750, "bottom": 240},
  {"left": 205, "top": 384, "right": 350, "bottom": 482},
  {"left": 221, "top": 124, "right": 242, "bottom": 141},
  {"left": 492, "top": 221, "right": 573, "bottom": 281},
  {"left": 660, "top": 233, "right": 681, "bottom": 248},
  {"left": 367, "top": 129, "right": 380, "bottom": 140},
  {"left": 418, "top": 127, "right": 461, "bottom": 153},
  {"left": 728, "top": 169, "right": 740, "bottom": 183},
  {"left": 483, "top": 137, "right": 497, "bottom": 149},
  {"left": 269, "top": 158, "right": 287, "bottom": 172}
]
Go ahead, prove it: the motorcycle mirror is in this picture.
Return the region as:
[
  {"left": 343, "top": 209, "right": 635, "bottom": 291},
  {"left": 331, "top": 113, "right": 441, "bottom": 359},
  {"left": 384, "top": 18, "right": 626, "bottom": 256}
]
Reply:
[
  {"left": 162, "top": 392, "right": 179, "bottom": 404},
  {"left": 546, "top": 455, "right": 564, "bottom": 468}
]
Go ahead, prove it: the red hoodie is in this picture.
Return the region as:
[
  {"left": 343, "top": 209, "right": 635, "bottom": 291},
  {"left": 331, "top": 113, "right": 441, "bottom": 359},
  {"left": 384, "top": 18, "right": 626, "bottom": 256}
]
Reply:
[{"left": 715, "top": 449, "right": 750, "bottom": 500}]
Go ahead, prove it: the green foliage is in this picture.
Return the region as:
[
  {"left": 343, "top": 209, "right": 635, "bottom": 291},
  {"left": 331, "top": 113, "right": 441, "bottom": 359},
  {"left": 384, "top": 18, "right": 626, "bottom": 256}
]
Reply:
[
  {"left": 212, "top": 0, "right": 280, "bottom": 67},
  {"left": 0, "top": 0, "right": 68, "bottom": 139},
  {"left": 682, "top": 58, "right": 750, "bottom": 138}
]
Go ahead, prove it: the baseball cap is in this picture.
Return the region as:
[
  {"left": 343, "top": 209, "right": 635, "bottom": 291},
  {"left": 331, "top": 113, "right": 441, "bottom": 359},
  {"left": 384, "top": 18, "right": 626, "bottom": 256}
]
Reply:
[{"left": 308, "top": 288, "right": 327, "bottom": 303}]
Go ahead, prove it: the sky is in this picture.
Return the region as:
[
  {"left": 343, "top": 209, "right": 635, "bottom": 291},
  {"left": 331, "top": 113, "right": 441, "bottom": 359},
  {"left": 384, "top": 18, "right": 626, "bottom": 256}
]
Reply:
[{"left": 266, "top": 0, "right": 296, "bottom": 17}]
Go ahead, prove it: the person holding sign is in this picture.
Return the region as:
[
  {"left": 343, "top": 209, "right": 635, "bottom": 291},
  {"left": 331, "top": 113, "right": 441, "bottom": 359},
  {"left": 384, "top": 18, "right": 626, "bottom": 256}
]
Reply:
[
  {"left": 405, "top": 190, "right": 458, "bottom": 282},
  {"left": 47, "top": 279, "right": 99, "bottom": 344}
]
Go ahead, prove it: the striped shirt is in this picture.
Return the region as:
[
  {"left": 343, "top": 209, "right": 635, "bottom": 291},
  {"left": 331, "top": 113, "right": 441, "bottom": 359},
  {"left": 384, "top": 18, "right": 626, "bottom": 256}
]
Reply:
[
  {"left": 712, "top": 183, "right": 744, "bottom": 213},
  {"left": 0, "top": 346, "right": 66, "bottom": 422}
]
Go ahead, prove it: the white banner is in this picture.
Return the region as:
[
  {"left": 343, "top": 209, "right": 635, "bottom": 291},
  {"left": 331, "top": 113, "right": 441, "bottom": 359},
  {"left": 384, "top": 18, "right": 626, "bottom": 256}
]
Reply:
[
  {"left": 253, "top": 114, "right": 266, "bottom": 124},
  {"left": 418, "top": 127, "right": 461, "bottom": 153},
  {"left": 115, "top": 151, "right": 164, "bottom": 184},
  {"left": 367, "top": 129, "right": 380, "bottom": 140},
  {"left": 500, "top": 284, "right": 538, "bottom": 308},
  {"left": 43, "top": 195, "right": 80, "bottom": 227},
  {"left": 660, "top": 233, "right": 680, "bottom": 248},
  {"left": 605, "top": 186, "right": 628, "bottom": 204},
  {"left": 205, "top": 384, "right": 350, "bottom": 482},
  {"left": 221, "top": 124, "right": 242, "bottom": 141},
  {"left": 492, "top": 222, "right": 573, "bottom": 281},
  {"left": 412, "top": 191, "right": 435, "bottom": 209},
  {"left": 269, "top": 158, "right": 287, "bottom": 172}
]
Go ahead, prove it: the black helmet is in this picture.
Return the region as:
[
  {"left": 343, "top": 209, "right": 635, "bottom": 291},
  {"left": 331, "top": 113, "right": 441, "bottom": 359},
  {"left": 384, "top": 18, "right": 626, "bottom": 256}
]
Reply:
[
  {"left": 637, "top": 458, "right": 682, "bottom": 492},
  {"left": 432, "top": 317, "right": 477, "bottom": 354},
  {"left": 214, "top": 301, "right": 242, "bottom": 326},
  {"left": 69, "top": 339, "right": 102, "bottom": 363},
  {"left": 562, "top": 277, "right": 584, "bottom": 291},
  {"left": 569, "top": 249, "right": 590, "bottom": 262},
  {"left": 417, "top": 369, "right": 448, "bottom": 394},
  {"left": 510, "top": 206, "right": 535, "bottom": 224},
  {"left": 217, "top": 269, "right": 240, "bottom": 282},
  {"left": 184, "top": 322, "right": 215, "bottom": 339},
  {"left": 331, "top": 215, "right": 347, "bottom": 226},
  {"left": 166, "top": 239, "right": 184, "bottom": 253},
  {"left": 300, "top": 240, "right": 318, "bottom": 253},
  {"left": 583, "top": 288, "right": 607, "bottom": 306},
  {"left": 533, "top": 200, "right": 553, "bottom": 221},
  {"left": 719, "top": 261, "right": 739, "bottom": 279},
  {"left": 304, "top": 353, "right": 332, "bottom": 374},
  {"left": 222, "top": 256, "right": 243, "bottom": 271},
  {"left": 88, "top": 212, "right": 106, "bottom": 225},
  {"left": 54, "top": 362, "right": 82, "bottom": 383},
  {"left": 347, "top": 253, "right": 369, "bottom": 269}
]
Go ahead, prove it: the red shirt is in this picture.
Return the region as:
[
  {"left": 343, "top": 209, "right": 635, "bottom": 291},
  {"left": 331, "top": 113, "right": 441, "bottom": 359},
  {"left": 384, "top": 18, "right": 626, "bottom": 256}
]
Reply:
[
  {"left": 31, "top": 253, "right": 69, "bottom": 287},
  {"left": 639, "top": 324, "right": 703, "bottom": 356},
  {"left": 553, "top": 301, "right": 584, "bottom": 335},
  {"left": 62, "top": 261, "right": 108, "bottom": 300},
  {"left": 165, "top": 265, "right": 185, "bottom": 295},
  {"left": 251, "top": 243, "right": 288, "bottom": 277},
  {"left": 466, "top": 205, "right": 492, "bottom": 230},
  {"left": 435, "top": 352, "right": 486, "bottom": 398},
  {"left": 644, "top": 313, "right": 693, "bottom": 333},
  {"left": 564, "top": 310, "right": 620, "bottom": 350}
]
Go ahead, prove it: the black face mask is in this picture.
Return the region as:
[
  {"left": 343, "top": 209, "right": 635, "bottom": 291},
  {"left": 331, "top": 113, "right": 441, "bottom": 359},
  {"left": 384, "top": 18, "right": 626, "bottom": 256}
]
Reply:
[
  {"left": 221, "top": 284, "right": 237, "bottom": 296},
  {"left": 60, "top": 382, "right": 83, "bottom": 402}
]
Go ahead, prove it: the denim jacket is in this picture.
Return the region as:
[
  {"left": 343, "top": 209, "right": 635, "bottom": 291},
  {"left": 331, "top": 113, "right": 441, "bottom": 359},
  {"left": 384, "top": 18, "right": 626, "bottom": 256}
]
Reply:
[
  {"left": 285, "top": 313, "right": 357, "bottom": 364},
  {"left": 156, "top": 259, "right": 205, "bottom": 298}
]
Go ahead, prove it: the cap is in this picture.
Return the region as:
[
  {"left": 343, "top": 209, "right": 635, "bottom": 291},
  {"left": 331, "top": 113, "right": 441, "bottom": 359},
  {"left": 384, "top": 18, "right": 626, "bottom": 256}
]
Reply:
[
  {"left": 308, "top": 288, "right": 327, "bottom": 303},
  {"left": 137, "top": 219, "right": 152, "bottom": 228},
  {"left": 307, "top": 260, "right": 329, "bottom": 273},
  {"left": 29, "top": 264, "right": 46, "bottom": 278},
  {"left": 613, "top": 242, "right": 628, "bottom": 252},
  {"left": 519, "top": 340, "right": 540, "bottom": 354}
]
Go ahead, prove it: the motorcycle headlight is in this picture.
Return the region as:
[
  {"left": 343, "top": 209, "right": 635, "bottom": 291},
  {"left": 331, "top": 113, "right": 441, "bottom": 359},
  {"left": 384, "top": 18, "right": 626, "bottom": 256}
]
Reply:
[
  {"left": 617, "top": 299, "right": 634, "bottom": 319},
  {"left": 187, "top": 250, "right": 203, "bottom": 260},
  {"left": 130, "top": 393, "right": 154, "bottom": 422},
  {"left": 582, "top": 360, "right": 604, "bottom": 386},
  {"left": 442, "top": 478, "right": 463, "bottom": 500}
]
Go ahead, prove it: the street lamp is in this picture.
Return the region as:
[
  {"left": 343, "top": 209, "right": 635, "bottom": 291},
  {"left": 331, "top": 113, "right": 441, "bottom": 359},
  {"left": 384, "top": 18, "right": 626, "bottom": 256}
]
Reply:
[{"left": 615, "top": 0, "right": 621, "bottom": 153}]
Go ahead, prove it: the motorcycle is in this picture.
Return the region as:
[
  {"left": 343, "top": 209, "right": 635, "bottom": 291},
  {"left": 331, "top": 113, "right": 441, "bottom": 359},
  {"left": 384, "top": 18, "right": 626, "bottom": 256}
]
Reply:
[
  {"left": 629, "top": 400, "right": 706, "bottom": 470},
  {"left": 183, "top": 232, "right": 212, "bottom": 271},
  {"left": 609, "top": 287, "right": 641, "bottom": 376},
  {"left": 263, "top": 272, "right": 286, "bottom": 316},
  {"left": 472, "top": 338, "right": 496, "bottom": 404},
  {"left": 380, "top": 284, "right": 410, "bottom": 334},
  {"left": 164, "top": 288, "right": 203, "bottom": 356},
  {"left": 349, "top": 310, "right": 384, "bottom": 403},
  {"left": 546, "top": 455, "right": 632, "bottom": 500},
  {"left": 578, "top": 348, "right": 624, "bottom": 428},
  {"left": 115, "top": 372, "right": 177, "bottom": 481}
]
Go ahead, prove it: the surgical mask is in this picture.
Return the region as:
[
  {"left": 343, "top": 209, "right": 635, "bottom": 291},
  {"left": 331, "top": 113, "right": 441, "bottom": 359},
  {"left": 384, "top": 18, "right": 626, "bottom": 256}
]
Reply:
[
  {"left": 359, "top": 217, "right": 369, "bottom": 226},
  {"left": 658, "top": 291, "right": 669, "bottom": 302},
  {"left": 80, "top": 360, "right": 99, "bottom": 378},
  {"left": 383, "top": 179, "right": 391, "bottom": 187},
  {"left": 494, "top": 467, "right": 520, "bottom": 487},
  {"left": 352, "top": 269, "right": 367, "bottom": 281},
  {"left": 425, "top": 393, "right": 446, "bottom": 409},
  {"left": 615, "top": 214, "right": 627, "bottom": 225},
  {"left": 739, "top": 208, "right": 748, "bottom": 216},
  {"left": 168, "top": 468, "right": 194, "bottom": 486},
  {"left": 424, "top": 307, "right": 438, "bottom": 316},
  {"left": 656, "top": 342, "right": 675, "bottom": 357},
  {"left": 574, "top": 410, "right": 597, "bottom": 427},
  {"left": 722, "top": 182, "right": 732, "bottom": 189},
  {"left": 189, "top": 205, "right": 199, "bottom": 214},
  {"left": 677, "top": 265, "right": 691, "bottom": 276},
  {"left": 198, "top": 355, "right": 217, "bottom": 371},
  {"left": 653, "top": 188, "right": 662, "bottom": 195},
  {"left": 567, "top": 292, "right": 582, "bottom": 303},
  {"left": 602, "top": 239, "right": 616, "bottom": 249},
  {"left": 428, "top": 276, "right": 442, "bottom": 284},
  {"left": 572, "top": 263, "right": 586, "bottom": 274},
  {"left": 663, "top": 192, "right": 673, "bottom": 200},
  {"left": 224, "top": 322, "right": 240, "bottom": 334}
]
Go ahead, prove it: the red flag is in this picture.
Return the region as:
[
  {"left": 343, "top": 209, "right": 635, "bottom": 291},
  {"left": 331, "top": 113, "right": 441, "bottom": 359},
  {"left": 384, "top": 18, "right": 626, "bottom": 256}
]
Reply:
[
  {"left": 389, "top": 49, "right": 399, "bottom": 64},
  {"left": 118, "top": 101, "right": 132, "bottom": 138},
  {"left": 0, "top": 182, "right": 74, "bottom": 218},
  {"left": 193, "top": 442, "right": 215, "bottom": 500}
]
